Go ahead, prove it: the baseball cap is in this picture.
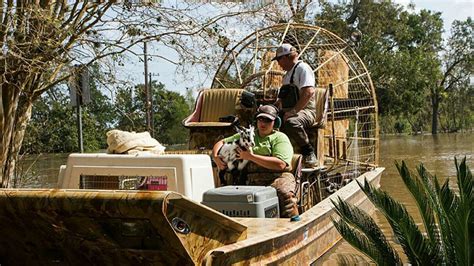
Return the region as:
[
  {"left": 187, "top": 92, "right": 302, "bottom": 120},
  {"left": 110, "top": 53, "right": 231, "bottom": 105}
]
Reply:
[
  {"left": 271, "top": 43, "right": 296, "bottom": 61},
  {"left": 256, "top": 105, "right": 278, "bottom": 120}
]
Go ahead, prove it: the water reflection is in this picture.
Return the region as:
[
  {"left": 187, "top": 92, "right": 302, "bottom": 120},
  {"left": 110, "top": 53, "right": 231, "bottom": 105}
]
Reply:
[{"left": 16, "top": 153, "right": 69, "bottom": 188}]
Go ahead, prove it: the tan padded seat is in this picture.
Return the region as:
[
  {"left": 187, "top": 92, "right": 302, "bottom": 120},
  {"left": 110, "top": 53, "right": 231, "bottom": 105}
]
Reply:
[
  {"left": 185, "top": 122, "right": 235, "bottom": 127},
  {"left": 300, "top": 87, "right": 329, "bottom": 168},
  {"left": 183, "top": 88, "right": 249, "bottom": 150},
  {"left": 290, "top": 154, "right": 303, "bottom": 180},
  {"left": 183, "top": 89, "right": 243, "bottom": 127},
  {"left": 200, "top": 89, "right": 242, "bottom": 121},
  {"left": 311, "top": 87, "right": 329, "bottom": 128}
]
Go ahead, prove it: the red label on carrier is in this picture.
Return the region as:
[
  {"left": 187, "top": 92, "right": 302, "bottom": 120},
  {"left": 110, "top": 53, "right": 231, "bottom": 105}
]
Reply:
[{"left": 146, "top": 176, "right": 168, "bottom": 191}]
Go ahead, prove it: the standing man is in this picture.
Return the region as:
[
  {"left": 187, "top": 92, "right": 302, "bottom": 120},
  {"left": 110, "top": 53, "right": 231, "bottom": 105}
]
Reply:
[{"left": 273, "top": 43, "right": 317, "bottom": 167}]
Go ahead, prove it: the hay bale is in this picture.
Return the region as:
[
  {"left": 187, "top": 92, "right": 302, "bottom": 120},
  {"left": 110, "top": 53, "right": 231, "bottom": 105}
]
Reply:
[
  {"left": 317, "top": 50, "right": 350, "bottom": 161},
  {"left": 262, "top": 51, "right": 284, "bottom": 99},
  {"left": 318, "top": 50, "right": 349, "bottom": 98}
]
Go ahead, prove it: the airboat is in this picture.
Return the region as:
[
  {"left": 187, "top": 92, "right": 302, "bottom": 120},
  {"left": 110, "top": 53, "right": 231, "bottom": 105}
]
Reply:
[{"left": 0, "top": 23, "right": 384, "bottom": 265}]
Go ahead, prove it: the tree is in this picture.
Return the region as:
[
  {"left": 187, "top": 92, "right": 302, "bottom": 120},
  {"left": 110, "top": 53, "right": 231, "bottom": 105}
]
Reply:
[
  {"left": 439, "top": 77, "right": 474, "bottom": 133},
  {"left": 152, "top": 83, "right": 191, "bottom": 144},
  {"left": 114, "top": 81, "right": 191, "bottom": 145},
  {"left": 316, "top": 1, "right": 445, "bottom": 134},
  {"left": 22, "top": 65, "right": 115, "bottom": 154},
  {"left": 437, "top": 18, "right": 474, "bottom": 133},
  {"left": 114, "top": 85, "right": 143, "bottom": 133},
  {"left": 22, "top": 87, "right": 78, "bottom": 154},
  {"left": 0, "top": 1, "right": 268, "bottom": 187},
  {"left": 1, "top": 1, "right": 115, "bottom": 187},
  {"left": 332, "top": 157, "right": 473, "bottom": 265}
]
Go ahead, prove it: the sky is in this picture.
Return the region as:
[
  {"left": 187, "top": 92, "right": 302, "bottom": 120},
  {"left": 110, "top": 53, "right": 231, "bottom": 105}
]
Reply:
[
  {"left": 119, "top": 0, "right": 473, "bottom": 97},
  {"left": 395, "top": 0, "right": 473, "bottom": 34}
]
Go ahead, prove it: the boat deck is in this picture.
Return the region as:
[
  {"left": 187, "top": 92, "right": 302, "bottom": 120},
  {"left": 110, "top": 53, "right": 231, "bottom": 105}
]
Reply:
[
  {"left": 204, "top": 167, "right": 384, "bottom": 265},
  {"left": 235, "top": 217, "right": 294, "bottom": 238}
]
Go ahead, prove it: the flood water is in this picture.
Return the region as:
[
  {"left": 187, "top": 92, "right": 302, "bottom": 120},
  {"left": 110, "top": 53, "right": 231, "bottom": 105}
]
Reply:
[
  {"left": 17, "top": 133, "right": 473, "bottom": 263},
  {"left": 319, "top": 132, "right": 473, "bottom": 264}
]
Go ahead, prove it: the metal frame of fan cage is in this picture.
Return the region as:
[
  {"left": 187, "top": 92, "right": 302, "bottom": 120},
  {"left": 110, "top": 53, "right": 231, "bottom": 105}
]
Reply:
[{"left": 211, "top": 23, "right": 379, "bottom": 206}]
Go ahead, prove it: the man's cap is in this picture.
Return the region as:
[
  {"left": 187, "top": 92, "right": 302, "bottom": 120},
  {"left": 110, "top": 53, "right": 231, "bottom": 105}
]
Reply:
[
  {"left": 272, "top": 43, "right": 297, "bottom": 61},
  {"left": 256, "top": 105, "right": 278, "bottom": 121}
]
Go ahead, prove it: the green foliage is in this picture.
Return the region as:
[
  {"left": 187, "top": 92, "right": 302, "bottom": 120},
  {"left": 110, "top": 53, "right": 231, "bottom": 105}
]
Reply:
[
  {"left": 379, "top": 115, "right": 416, "bottom": 134},
  {"left": 439, "top": 18, "right": 474, "bottom": 133},
  {"left": 24, "top": 80, "right": 193, "bottom": 154},
  {"left": 316, "top": 2, "right": 473, "bottom": 134},
  {"left": 333, "top": 158, "right": 473, "bottom": 265},
  {"left": 23, "top": 63, "right": 116, "bottom": 153},
  {"left": 332, "top": 197, "right": 402, "bottom": 265},
  {"left": 114, "top": 81, "right": 192, "bottom": 145},
  {"left": 114, "top": 86, "right": 146, "bottom": 132},
  {"left": 153, "top": 84, "right": 191, "bottom": 144},
  {"left": 23, "top": 83, "right": 115, "bottom": 153},
  {"left": 23, "top": 89, "right": 77, "bottom": 153}
]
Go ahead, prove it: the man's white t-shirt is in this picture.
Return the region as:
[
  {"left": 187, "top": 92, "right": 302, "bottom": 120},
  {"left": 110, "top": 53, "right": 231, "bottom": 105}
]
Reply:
[
  {"left": 282, "top": 61, "right": 315, "bottom": 89},
  {"left": 281, "top": 61, "right": 316, "bottom": 110}
]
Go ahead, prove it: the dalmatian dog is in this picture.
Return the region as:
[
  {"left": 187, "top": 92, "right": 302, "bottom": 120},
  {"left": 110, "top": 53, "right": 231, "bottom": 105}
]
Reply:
[{"left": 218, "top": 125, "right": 255, "bottom": 185}]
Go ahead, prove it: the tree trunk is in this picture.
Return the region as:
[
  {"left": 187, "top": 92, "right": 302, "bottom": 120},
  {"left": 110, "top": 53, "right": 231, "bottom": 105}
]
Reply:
[
  {"left": 0, "top": 84, "right": 3, "bottom": 175},
  {"left": 1, "top": 84, "right": 34, "bottom": 188},
  {"left": 6, "top": 101, "right": 34, "bottom": 188},
  {"left": 452, "top": 98, "right": 457, "bottom": 132},
  {"left": 1, "top": 85, "right": 21, "bottom": 188},
  {"left": 431, "top": 95, "right": 439, "bottom": 135},
  {"left": 287, "top": 0, "right": 308, "bottom": 23}
]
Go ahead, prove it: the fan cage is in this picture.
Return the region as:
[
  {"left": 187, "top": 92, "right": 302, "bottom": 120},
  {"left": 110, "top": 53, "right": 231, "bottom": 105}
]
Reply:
[{"left": 211, "top": 23, "right": 379, "bottom": 176}]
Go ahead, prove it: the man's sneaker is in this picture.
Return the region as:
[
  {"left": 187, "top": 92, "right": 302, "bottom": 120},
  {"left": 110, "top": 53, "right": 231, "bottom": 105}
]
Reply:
[{"left": 303, "top": 152, "right": 317, "bottom": 168}]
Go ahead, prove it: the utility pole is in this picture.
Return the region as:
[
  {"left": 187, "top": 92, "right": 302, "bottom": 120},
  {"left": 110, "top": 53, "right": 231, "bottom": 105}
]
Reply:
[
  {"left": 149, "top": 72, "right": 154, "bottom": 137},
  {"left": 76, "top": 95, "right": 83, "bottom": 153},
  {"left": 144, "top": 41, "right": 152, "bottom": 133},
  {"left": 69, "top": 65, "right": 91, "bottom": 153}
]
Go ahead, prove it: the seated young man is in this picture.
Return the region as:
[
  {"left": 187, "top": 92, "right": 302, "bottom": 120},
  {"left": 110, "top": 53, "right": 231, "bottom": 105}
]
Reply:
[{"left": 212, "top": 105, "right": 299, "bottom": 218}]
